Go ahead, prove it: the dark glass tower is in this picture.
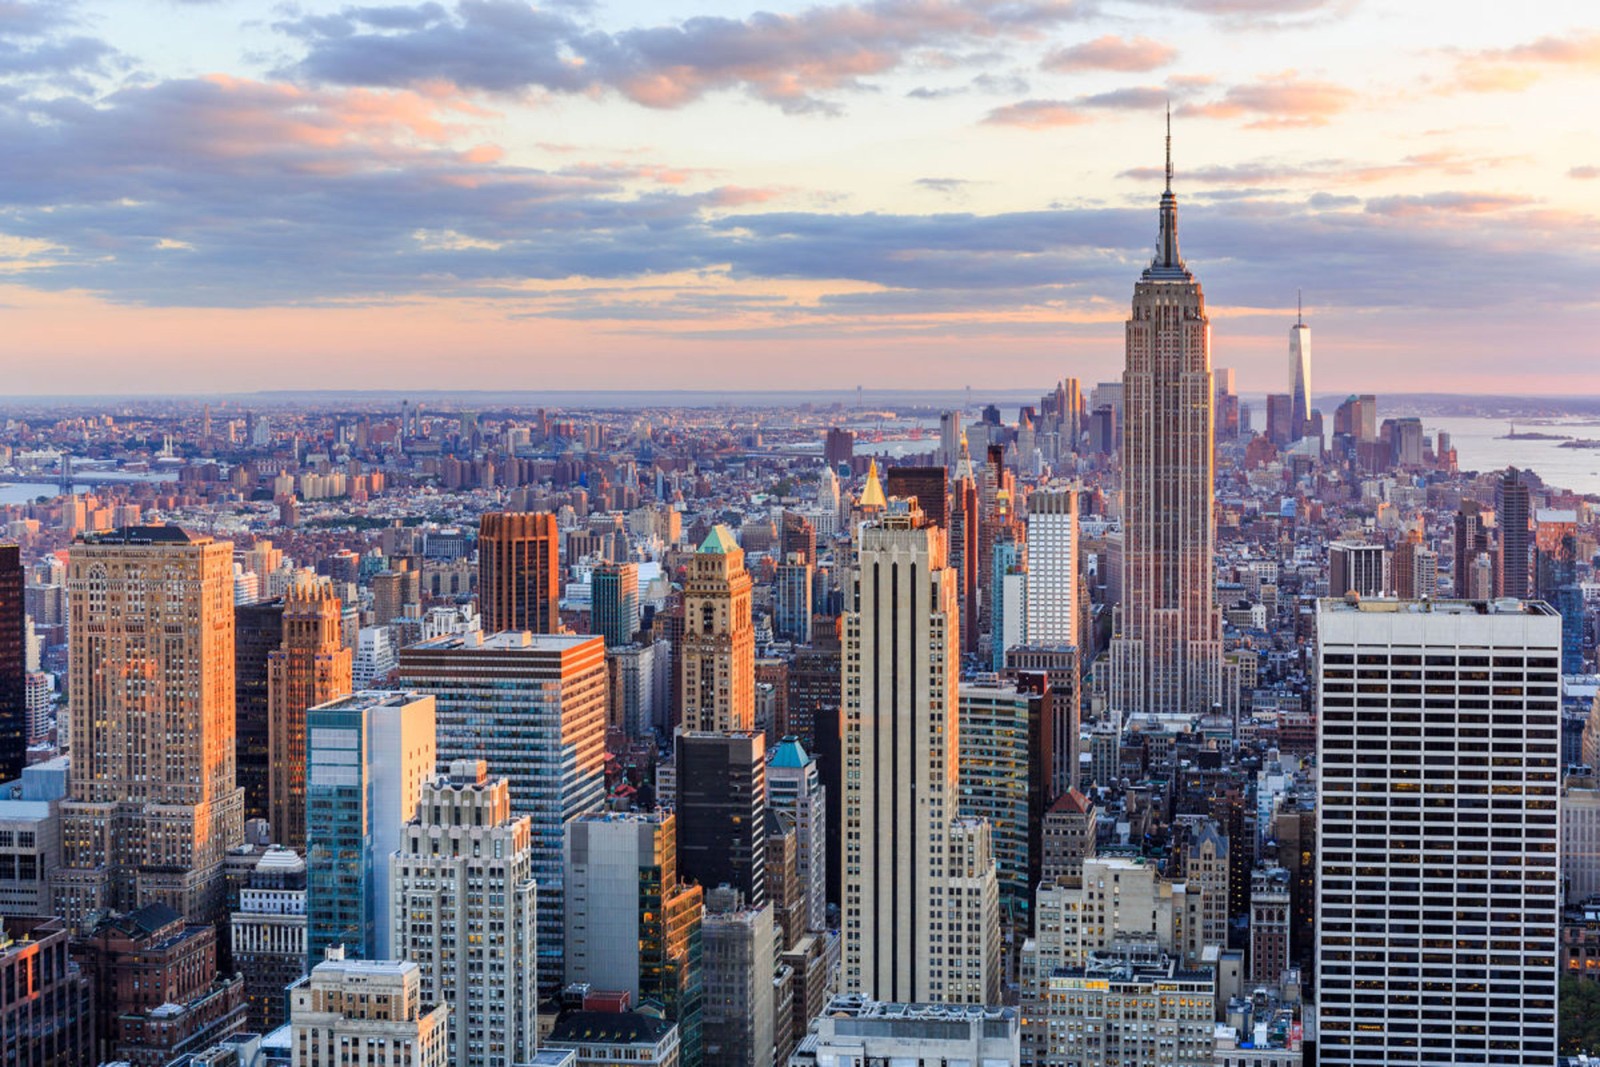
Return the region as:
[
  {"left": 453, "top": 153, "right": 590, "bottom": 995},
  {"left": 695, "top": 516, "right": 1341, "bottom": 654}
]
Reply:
[
  {"left": 234, "top": 598, "right": 284, "bottom": 823},
  {"left": 0, "top": 545, "right": 23, "bottom": 781}
]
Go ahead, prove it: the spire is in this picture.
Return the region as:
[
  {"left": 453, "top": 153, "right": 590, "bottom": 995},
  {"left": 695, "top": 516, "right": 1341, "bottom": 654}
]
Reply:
[
  {"left": 1148, "top": 106, "right": 1185, "bottom": 275},
  {"left": 1165, "top": 99, "right": 1172, "bottom": 193},
  {"left": 1297, "top": 288, "right": 1303, "bottom": 326}
]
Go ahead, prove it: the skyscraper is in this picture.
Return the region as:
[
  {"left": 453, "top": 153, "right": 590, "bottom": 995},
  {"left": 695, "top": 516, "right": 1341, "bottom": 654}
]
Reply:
[
  {"left": 53, "top": 526, "right": 244, "bottom": 928},
  {"left": 1023, "top": 488, "right": 1078, "bottom": 649},
  {"left": 842, "top": 501, "right": 1000, "bottom": 1004},
  {"left": 591, "top": 561, "right": 640, "bottom": 648},
  {"left": 0, "top": 545, "right": 24, "bottom": 784},
  {"left": 398, "top": 630, "right": 608, "bottom": 997},
  {"left": 681, "top": 526, "right": 755, "bottom": 733},
  {"left": 304, "top": 691, "right": 436, "bottom": 963},
  {"left": 676, "top": 731, "right": 767, "bottom": 907},
  {"left": 766, "top": 737, "right": 826, "bottom": 933},
  {"left": 1496, "top": 467, "right": 1532, "bottom": 599},
  {"left": 774, "top": 553, "right": 814, "bottom": 645},
  {"left": 478, "top": 512, "right": 560, "bottom": 634},
  {"left": 1108, "top": 124, "right": 1223, "bottom": 723},
  {"left": 1315, "top": 597, "right": 1560, "bottom": 1065},
  {"left": 885, "top": 466, "right": 949, "bottom": 529},
  {"left": 235, "top": 597, "right": 284, "bottom": 825},
  {"left": 392, "top": 760, "right": 537, "bottom": 1067},
  {"left": 268, "top": 578, "right": 353, "bottom": 850},
  {"left": 564, "top": 811, "right": 704, "bottom": 1063},
  {"left": 1289, "top": 297, "right": 1312, "bottom": 442}
]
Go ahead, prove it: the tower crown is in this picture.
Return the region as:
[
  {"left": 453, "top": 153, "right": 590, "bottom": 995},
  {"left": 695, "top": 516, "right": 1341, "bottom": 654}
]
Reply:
[{"left": 1143, "top": 104, "right": 1190, "bottom": 281}]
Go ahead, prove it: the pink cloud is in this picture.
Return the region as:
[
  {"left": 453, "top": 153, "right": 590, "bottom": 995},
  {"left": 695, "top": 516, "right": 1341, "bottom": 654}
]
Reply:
[
  {"left": 1042, "top": 35, "right": 1177, "bottom": 73},
  {"left": 1572, "top": 165, "right": 1600, "bottom": 180},
  {"left": 1452, "top": 31, "right": 1600, "bottom": 92},
  {"left": 982, "top": 99, "right": 1089, "bottom": 127},
  {"left": 1177, "top": 71, "right": 1354, "bottom": 127}
]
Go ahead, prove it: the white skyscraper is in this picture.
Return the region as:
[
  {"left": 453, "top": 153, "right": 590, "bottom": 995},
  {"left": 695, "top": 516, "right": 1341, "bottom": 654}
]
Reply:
[
  {"left": 767, "top": 737, "right": 827, "bottom": 933},
  {"left": 1024, "top": 488, "right": 1079, "bottom": 648},
  {"left": 1315, "top": 598, "right": 1560, "bottom": 1066},
  {"left": 843, "top": 500, "right": 1000, "bottom": 1004},
  {"left": 1290, "top": 296, "right": 1312, "bottom": 441},
  {"left": 393, "top": 761, "right": 538, "bottom": 1067}
]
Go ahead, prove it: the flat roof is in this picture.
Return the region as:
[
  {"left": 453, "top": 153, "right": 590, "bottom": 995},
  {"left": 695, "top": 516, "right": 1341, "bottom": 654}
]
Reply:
[
  {"left": 405, "top": 631, "right": 600, "bottom": 653},
  {"left": 1317, "top": 596, "right": 1557, "bottom": 618}
]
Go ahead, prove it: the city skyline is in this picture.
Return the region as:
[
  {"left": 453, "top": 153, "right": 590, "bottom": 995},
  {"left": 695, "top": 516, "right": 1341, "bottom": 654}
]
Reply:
[{"left": 0, "top": 1, "right": 1598, "bottom": 394}]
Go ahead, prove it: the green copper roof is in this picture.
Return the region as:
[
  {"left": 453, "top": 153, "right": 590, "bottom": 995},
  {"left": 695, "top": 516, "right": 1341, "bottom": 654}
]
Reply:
[
  {"left": 698, "top": 524, "right": 739, "bottom": 554},
  {"left": 769, "top": 736, "right": 812, "bottom": 768}
]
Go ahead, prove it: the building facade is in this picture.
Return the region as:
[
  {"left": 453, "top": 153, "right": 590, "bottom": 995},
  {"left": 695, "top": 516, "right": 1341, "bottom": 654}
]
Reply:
[
  {"left": 54, "top": 526, "right": 244, "bottom": 928},
  {"left": 267, "top": 578, "right": 353, "bottom": 851},
  {"left": 478, "top": 512, "right": 561, "bottom": 635},
  {"left": 680, "top": 526, "right": 755, "bottom": 733},
  {"left": 1315, "top": 598, "right": 1561, "bottom": 1065}
]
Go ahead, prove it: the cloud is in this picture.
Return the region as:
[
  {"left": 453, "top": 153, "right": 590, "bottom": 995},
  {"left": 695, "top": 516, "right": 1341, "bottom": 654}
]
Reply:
[
  {"left": 1176, "top": 71, "right": 1354, "bottom": 127},
  {"left": 982, "top": 98, "right": 1088, "bottom": 127},
  {"left": 281, "top": 0, "right": 1090, "bottom": 114},
  {"left": 1572, "top": 166, "right": 1599, "bottom": 180},
  {"left": 1042, "top": 34, "right": 1176, "bottom": 73},
  {"left": 1363, "top": 192, "right": 1534, "bottom": 217},
  {"left": 1452, "top": 31, "right": 1600, "bottom": 92},
  {"left": 0, "top": 0, "right": 123, "bottom": 86},
  {"left": 1119, "top": 150, "right": 1515, "bottom": 188}
]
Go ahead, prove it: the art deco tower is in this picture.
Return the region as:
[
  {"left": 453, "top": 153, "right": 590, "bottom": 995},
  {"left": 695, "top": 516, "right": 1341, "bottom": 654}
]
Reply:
[
  {"left": 53, "top": 526, "right": 244, "bottom": 928},
  {"left": 1108, "top": 120, "right": 1223, "bottom": 721},
  {"left": 268, "top": 576, "right": 353, "bottom": 850},
  {"left": 680, "top": 525, "right": 755, "bottom": 732}
]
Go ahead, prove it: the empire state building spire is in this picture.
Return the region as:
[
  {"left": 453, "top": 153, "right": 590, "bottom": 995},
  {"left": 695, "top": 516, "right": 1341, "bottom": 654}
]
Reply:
[{"left": 1149, "top": 104, "right": 1186, "bottom": 277}]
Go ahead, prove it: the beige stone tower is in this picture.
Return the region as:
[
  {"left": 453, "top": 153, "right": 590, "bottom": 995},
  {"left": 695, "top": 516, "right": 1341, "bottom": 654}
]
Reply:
[
  {"left": 680, "top": 525, "right": 754, "bottom": 733},
  {"left": 53, "top": 526, "right": 244, "bottom": 928},
  {"left": 268, "top": 576, "right": 353, "bottom": 850}
]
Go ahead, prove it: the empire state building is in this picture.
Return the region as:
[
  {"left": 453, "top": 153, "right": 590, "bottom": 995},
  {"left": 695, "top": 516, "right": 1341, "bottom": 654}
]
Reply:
[{"left": 1108, "top": 122, "right": 1223, "bottom": 721}]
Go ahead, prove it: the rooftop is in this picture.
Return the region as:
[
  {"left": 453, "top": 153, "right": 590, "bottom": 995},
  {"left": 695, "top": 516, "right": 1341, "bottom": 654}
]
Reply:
[
  {"left": 698, "top": 524, "right": 739, "bottom": 555},
  {"left": 546, "top": 1011, "right": 676, "bottom": 1047},
  {"left": 1318, "top": 596, "right": 1558, "bottom": 617},
  {"left": 77, "top": 524, "right": 209, "bottom": 546},
  {"left": 821, "top": 993, "right": 1016, "bottom": 1022},
  {"left": 407, "top": 630, "right": 600, "bottom": 653},
  {"left": 312, "top": 690, "right": 430, "bottom": 712}
]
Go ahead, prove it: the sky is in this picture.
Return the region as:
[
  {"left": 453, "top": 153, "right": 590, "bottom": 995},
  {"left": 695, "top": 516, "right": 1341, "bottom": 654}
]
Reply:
[{"left": 1, "top": 0, "right": 1599, "bottom": 397}]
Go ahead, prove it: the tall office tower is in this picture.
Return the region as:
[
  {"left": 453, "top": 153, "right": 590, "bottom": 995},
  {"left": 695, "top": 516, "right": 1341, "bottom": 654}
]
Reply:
[
  {"left": 393, "top": 761, "right": 537, "bottom": 1067},
  {"left": 592, "top": 561, "right": 640, "bottom": 648},
  {"left": 236, "top": 598, "right": 284, "bottom": 824},
  {"left": 843, "top": 501, "right": 1001, "bottom": 1004},
  {"left": 1214, "top": 367, "right": 1240, "bottom": 441},
  {"left": 304, "top": 691, "right": 436, "bottom": 963},
  {"left": 1002, "top": 650, "right": 1079, "bottom": 797},
  {"left": 676, "top": 731, "right": 767, "bottom": 907},
  {"left": 823, "top": 427, "right": 855, "bottom": 470},
  {"left": 564, "top": 811, "right": 704, "bottom": 1064},
  {"left": 774, "top": 553, "right": 815, "bottom": 644},
  {"left": 0, "top": 917, "right": 93, "bottom": 1067},
  {"left": 0, "top": 545, "right": 23, "bottom": 783},
  {"left": 1453, "top": 503, "right": 1491, "bottom": 597},
  {"left": 1264, "top": 393, "right": 1293, "bottom": 447},
  {"left": 1315, "top": 598, "right": 1560, "bottom": 1066},
  {"left": 767, "top": 737, "right": 827, "bottom": 932},
  {"left": 1249, "top": 865, "right": 1290, "bottom": 985},
  {"left": 975, "top": 445, "right": 1013, "bottom": 649},
  {"left": 957, "top": 684, "right": 1046, "bottom": 943},
  {"left": 781, "top": 510, "right": 817, "bottom": 567},
  {"left": 1107, "top": 131, "right": 1223, "bottom": 724},
  {"left": 939, "top": 411, "right": 963, "bottom": 468},
  {"left": 53, "top": 526, "right": 244, "bottom": 928},
  {"left": 1328, "top": 540, "right": 1387, "bottom": 598},
  {"left": 371, "top": 566, "right": 420, "bottom": 626},
  {"left": 1535, "top": 511, "right": 1585, "bottom": 673},
  {"left": 949, "top": 456, "right": 981, "bottom": 657},
  {"left": 990, "top": 532, "right": 1026, "bottom": 671},
  {"left": 701, "top": 888, "right": 777, "bottom": 1067},
  {"left": 1024, "top": 489, "right": 1079, "bottom": 648},
  {"left": 399, "top": 631, "right": 606, "bottom": 998},
  {"left": 478, "top": 512, "right": 560, "bottom": 634},
  {"left": 1289, "top": 302, "right": 1312, "bottom": 441},
  {"left": 1496, "top": 468, "right": 1533, "bottom": 599},
  {"left": 885, "top": 466, "right": 949, "bottom": 529},
  {"left": 290, "top": 951, "right": 449, "bottom": 1067},
  {"left": 681, "top": 526, "right": 755, "bottom": 733},
  {"left": 231, "top": 845, "right": 309, "bottom": 1032},
  {"left": 268, "top": 579, "right": 353, "bottom": 850}
]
